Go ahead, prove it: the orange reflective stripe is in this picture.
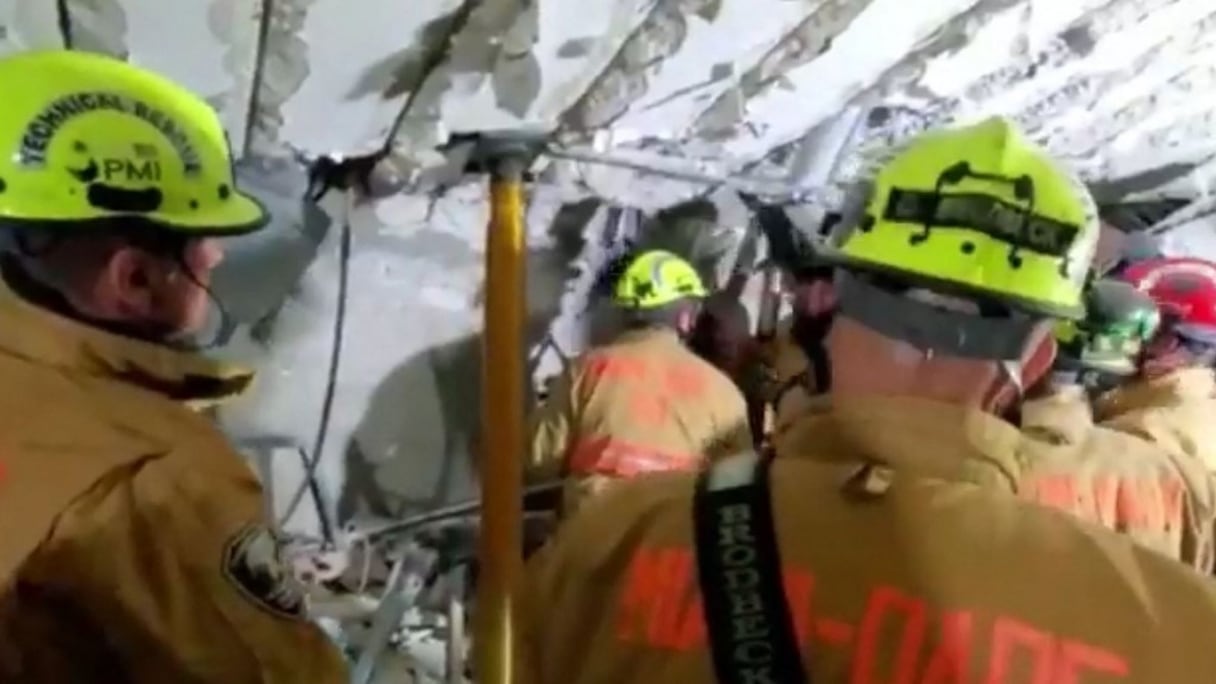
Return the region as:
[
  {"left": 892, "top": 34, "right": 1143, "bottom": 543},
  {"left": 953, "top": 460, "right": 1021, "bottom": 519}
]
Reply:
[
  {"left": 1092, "top": 477, "right": 1117, "bottom": 525},
  {"left": 1114, "top": 480, "right": 1149, "bottom": 531},
  {"left": 567, "top": 435, "right": 613, "bottom": 475},
  {"left": 1023, "top": 475, "right": 1184, "bottom": 535},
  {"left": 615, "top": 545, "right": 1131, "bottom": 681},
  {"left": 1028, "top": 476, "right": 1077, "bottom": 512},
  {"left": 568, "top": 437, "right": 699, "bottom": 478},
  {"left": 1161, "top": 478, "right": 1185, "bottom": 532}
]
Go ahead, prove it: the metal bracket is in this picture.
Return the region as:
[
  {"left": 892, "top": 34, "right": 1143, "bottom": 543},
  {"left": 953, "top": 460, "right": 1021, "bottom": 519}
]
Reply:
[{"left": 444, "top": 130, "right": 549, "bottom": 180}]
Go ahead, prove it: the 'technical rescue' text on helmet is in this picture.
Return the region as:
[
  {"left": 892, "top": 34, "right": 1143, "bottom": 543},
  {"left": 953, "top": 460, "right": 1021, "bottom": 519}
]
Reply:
[
  {"left": 1120, "top": 257, "right": 1216, "bottom": 346},
  {"left": 613, "top": 250, "right": 708, "bottom": 310},
  {"left": 821, "top": 116, "right": 1099, "bottom": 320},
  {"left": 0, "top": 50, "right": 268, "bottom": 235}
]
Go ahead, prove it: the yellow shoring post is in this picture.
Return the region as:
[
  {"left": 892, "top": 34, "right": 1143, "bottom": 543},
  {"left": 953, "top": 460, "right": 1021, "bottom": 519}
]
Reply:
[{"left": 475, "top": 150, "right": 527, "bottom": 684}]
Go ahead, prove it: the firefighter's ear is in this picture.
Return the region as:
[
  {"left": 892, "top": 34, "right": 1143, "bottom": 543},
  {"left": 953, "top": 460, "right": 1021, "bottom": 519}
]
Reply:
[
  {"left": 676, "top": 303, "right": 698, "bottom": 335},
  {"left": 98, "top": 244, "right": 159, "bottom": 319}
]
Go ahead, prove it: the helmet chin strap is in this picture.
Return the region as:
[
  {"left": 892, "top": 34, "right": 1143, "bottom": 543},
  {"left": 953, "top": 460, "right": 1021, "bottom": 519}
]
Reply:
[{"left": 982, "top": 359, "right": 1024, "bottom": 414}]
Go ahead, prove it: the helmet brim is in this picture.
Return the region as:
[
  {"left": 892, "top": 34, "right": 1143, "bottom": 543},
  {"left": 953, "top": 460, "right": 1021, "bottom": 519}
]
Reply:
[{"left": 813, "top": 239, "right": 1086, "bottom": 321}]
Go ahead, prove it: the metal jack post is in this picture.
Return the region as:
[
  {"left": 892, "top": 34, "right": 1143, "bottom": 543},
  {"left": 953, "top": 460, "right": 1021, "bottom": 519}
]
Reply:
[{"left": 462, "top": 131, "right": 546, "bottom": 684}]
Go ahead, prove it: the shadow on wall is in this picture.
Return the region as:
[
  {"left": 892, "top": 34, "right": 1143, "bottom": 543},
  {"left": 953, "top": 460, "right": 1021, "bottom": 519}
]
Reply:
[{"left": 337, "top": 203, "right": 589, "bottom": 522}]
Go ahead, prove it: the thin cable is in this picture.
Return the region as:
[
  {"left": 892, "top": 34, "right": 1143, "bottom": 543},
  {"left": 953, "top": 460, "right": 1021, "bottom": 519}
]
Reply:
[
  {"left": 277, "top": 192, "right": 353, "bottom": 543},
  {"left": 55, "top": 0, "right": 74, "bottom": 49}
]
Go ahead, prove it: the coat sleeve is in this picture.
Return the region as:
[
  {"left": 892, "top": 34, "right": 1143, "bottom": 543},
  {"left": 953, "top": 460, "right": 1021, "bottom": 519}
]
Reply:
[
  {"left": 707, "top": 378, "right": 756, "bottom": 461},
  {"left": 28, "top": 459, "right": 349, "bottom": 684},
  {"left": 527, "top": 367, "right": 580, "bottom": 485}
]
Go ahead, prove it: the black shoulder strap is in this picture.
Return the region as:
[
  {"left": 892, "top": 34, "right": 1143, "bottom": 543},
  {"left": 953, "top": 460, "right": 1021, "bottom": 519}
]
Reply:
[
  {"left": 807, "top": 345, "right": 830, "bottom": 395},
  {"left": 693, "top": 452, "right": 808, "bottom": 684}
]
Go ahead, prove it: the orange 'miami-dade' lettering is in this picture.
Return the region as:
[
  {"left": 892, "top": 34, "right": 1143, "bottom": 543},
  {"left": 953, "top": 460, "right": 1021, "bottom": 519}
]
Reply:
[
  {"left": 583, "top": 354, "right": 708, "bottom": 426},
  {"left": 616, "top": 546, "right": 1130, "bottom": 683}
]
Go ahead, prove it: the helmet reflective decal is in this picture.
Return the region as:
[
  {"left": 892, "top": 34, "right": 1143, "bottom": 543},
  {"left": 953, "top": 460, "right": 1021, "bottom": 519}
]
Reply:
[
  {"left": 647, "top": 253, "right": 672, "bottom": 292},
  {"left": 18, "top": 91, "right": 202, "bottom": 175},
  {"left": 822, "top": 117, "right": 1098, "bottom": 319},
  {"left": 614, "top": 249, "right": 707, "bottom": 310},
  {"left": 0, "top": 51, "right": 267, "bottom": 234},
  {"left": 883, "top": 190, "right": 1080, "bottom": 258}
]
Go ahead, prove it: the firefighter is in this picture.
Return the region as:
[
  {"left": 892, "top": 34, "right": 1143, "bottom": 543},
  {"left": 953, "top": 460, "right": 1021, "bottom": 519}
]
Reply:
[
  {"left": 1021, "top": 277, "right": 1160, "bottom": 430},
  {"left": 1047, "top": 278, "right": 1162, "bottom": 396},
  {"left": 514, "top": 118, "right": 1216, "bottom": 684},
  {"left": 687, "top": 275, "right": 753, "bottom": 382},
  {"left": 758, "top": 261, "right": 837, "bottom": 447},
  {"left": 1099, "top": 257, "right": 1216, "bottom": 473},
  {"left": 1018, "top": 277, "right": 1216, "bottom": 569},
  {"left": 527, "top": 249, "right": 752, "bottom": 518},
  {"left": 0, "top": 51, "right": 347, "bottom": 682},
  {"left": 732, "top": 202, "right": 838, "bottom": 445}
]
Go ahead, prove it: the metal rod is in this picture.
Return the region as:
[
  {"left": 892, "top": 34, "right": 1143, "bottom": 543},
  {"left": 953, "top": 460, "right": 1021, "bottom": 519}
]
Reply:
[
  {"left": 476, "top": 153, "right": 528, "bottom": 684},
  {"left": 354, "top": 482, "right": 560, "bottom": 541},
  {"left": 545, "top": 145, "right": 823, "bottom": 202},
  {"left": 350, "top": 589, "right": 411, "bottom": 684},
  {"left": 446, "top": 565, "right": 468, "bottom": 684}
]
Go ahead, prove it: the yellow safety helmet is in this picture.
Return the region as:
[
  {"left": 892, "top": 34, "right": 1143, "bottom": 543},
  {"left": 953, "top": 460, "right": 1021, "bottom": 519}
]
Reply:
[
  {"left": 822, "top": 117, "right": 1099, "bottom": 320},
  {"left": 0, "top": 50, "right": 267, "bottom": 234},
  {"left": 613, "top": 249, "right": 707, "bottom": 310}
]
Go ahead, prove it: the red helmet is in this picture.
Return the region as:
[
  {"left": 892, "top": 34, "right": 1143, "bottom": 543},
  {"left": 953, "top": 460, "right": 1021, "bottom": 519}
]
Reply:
[{"left": 1120, "top": 257, "right": 1216, "bottom": 345}]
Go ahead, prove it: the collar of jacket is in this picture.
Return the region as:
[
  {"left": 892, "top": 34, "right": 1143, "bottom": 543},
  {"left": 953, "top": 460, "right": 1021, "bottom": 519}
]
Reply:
[
  {"left": 1019, "top": 384, "right": 1093, "bottom": 447},
  {"left": 0, "top": 283, "right": 254, "bottom": 407},
  {"left": 616, "top": 326, "right": 682, "bottom": 346},
  {"left": 1093, "top": 367, "right": 1216, "bottom": 421},
  {"left": 778, "top": 395, "right": 1024, "bottom": 492}
]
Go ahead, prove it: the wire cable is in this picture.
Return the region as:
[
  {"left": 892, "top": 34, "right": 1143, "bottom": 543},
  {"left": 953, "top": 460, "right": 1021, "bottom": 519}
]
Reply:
[{"left": 277, "top": 191, "right": 353, "bottom": 544}]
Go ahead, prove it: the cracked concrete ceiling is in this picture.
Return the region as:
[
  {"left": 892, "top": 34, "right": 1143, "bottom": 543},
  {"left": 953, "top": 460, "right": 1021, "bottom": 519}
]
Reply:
[
  {"left": 3, "top": 0, "right": 1213, "bottom": 213},
  {"left": 4, "top": 0, "right": 1216, "bottom": 529}
]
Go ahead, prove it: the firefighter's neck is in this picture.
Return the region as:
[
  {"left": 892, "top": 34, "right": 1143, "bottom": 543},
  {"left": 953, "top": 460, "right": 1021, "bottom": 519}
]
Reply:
[{"left": 827, "top": 318, "right": 1010, "bottom": 412}]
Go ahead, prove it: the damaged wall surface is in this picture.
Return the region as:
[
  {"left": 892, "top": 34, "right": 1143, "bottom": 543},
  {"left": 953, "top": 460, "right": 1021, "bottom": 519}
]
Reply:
[{"left": 2, "top": 0, "right": 1216, "bottom": 535}]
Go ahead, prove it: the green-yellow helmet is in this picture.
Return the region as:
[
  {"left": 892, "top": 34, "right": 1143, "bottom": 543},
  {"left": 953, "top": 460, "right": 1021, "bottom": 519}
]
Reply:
[
  {"left": 822, "top": 117, "right": 1099, "bottom": 320},
  {"left": 0, "top": 50, "right": 267, "bottom": 235},
  {"left": 613, "top": 249, "right": 707, "bottom": 310}
]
